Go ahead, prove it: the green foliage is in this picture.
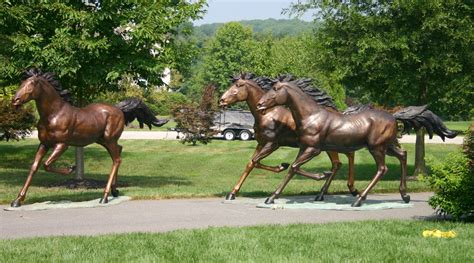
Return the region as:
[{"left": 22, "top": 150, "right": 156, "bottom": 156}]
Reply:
[
  {"left": 186, "top": 22, "right": 346, "bottom": 108},
  {"left": 424, "top": 127, "right": 474, "bottom": 219},
  {"left": 146, "top": 90, "right": 189, "bottom": 116},
  {"left": 0, "top": 0, "right": 206, "bottom": 103},
  {"left": 0, "top": 85, "right": 36, "bottom": 141},
  {"left": 289, "top": 1, "right": 474, "bottom": 119},
  {"left": 172, "top": 85, "right": 217, "bottom": 145},
  {"left": 193, "top": 18, "right": 314, "bottom": 44}
]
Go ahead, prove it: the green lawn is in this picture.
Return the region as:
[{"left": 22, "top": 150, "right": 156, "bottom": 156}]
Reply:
[
  {"left": 1, "top": 220, "right": 473, "bottom": 262},
  {"left": 444, "top": 121, "right": 472, "bottom": 134},
  {"left": 124, "top": 116, "right": 176, "bottom": 131},
  {"left": 0, "top": 139, "right": 461, "bottom": 205}
]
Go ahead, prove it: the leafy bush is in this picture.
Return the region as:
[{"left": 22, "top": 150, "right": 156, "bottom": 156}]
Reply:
[
  {"left": 424, "top": 125, "right": 474, "bottom": 219},
  {"left": 146, "top": 90, "right": 189, "bottom": 116},
  {"left": 0, "top": 98, "right": 36, "bottom": 141},
  {"left": 172, "top": 85, "right": 217, "bottom": 145}
]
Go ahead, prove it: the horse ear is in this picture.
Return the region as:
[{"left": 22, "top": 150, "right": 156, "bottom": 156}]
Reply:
[{"left": 240, "top": 72, "right": 246, "bottom": 79}]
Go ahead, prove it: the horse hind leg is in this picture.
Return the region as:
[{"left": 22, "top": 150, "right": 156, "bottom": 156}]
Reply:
[
  {"left": 352, "top": 148, "right": 388, "bottom": 207},
  {"left": 346, "top": 152, "right": 359, "bottom": 196},
  {"left": 387, "top": 144, "right": 410, "bottom": 203},
  {"left": 315, "top": 151, "right": 342, "bottom": 201},
  {"left": 99, "top": 141, "right": 122, "bottom": 204}
]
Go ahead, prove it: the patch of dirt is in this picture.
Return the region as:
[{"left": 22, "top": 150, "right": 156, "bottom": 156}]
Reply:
[{"left": 48, "top": 179, "right": 129, "bottom": 189}]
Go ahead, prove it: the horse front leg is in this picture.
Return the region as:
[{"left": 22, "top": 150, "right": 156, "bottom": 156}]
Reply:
[
  {"left": 265, "top": 146, "right": 321, "bottom": 204},
  {"left": 11, "top": 144, "right": 49, "bottom": 207},
  {"left": 314, "top": 151, "right": 342, "bottom": 201},
  {"left": 43, "top": 143, "right": 75, "bottom": 175},
  {"left": 226, "top": 142, "right": 280, "bottom": 200}
]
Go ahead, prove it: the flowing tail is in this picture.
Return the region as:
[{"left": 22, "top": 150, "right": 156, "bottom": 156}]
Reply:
[
  {"left": 116, "top": 98, "right": 169, "bottom": 129},
  {"left": 393, "top": 105, "right": 457, "bottom": 141}
]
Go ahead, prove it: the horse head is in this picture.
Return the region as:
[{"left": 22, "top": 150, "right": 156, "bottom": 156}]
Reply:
[
  {"left": 219, "top": 73, "right": 258, "bottom": 107},
  {"left": 12, "top": 71, "right": 42, "bottom": 108},
  {"left": 256, "top": 80, "right": 289, "bottom": 112}
]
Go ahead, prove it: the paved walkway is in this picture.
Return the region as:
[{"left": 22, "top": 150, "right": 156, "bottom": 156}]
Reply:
[
  {"left": 27, "top": 131, "right": 465, "bottom": 144},
  {"left": 1, "top": 192, "right": 436, "bottom": 240}
]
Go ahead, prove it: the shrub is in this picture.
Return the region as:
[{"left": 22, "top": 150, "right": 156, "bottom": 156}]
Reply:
[
  {"left": 172, "top": 85, "right": 217, "bottom": 145},
  {"left": 424, "top": 125, "right": 474, "bottom": 219},
  {"left": 146, "top": 90, "right": 189, "bottom": 116},
  {"left": 0, "top": 98, "right": 36, "bottom": 141}
]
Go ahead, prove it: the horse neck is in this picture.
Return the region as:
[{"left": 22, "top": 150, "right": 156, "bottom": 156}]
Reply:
[
  {"left": 285, "top": 86, "right": 324, "bottom": 125},
  {"left": 245, "top": 83, "right": 266, "bottom": 120},
  {"left": 35, "top": 80, "right": 67, "bottom": 119}
]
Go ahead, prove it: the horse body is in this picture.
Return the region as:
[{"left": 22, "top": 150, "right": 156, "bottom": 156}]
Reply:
[
  {"left": 257, "top": 81, "right": 409, "bottom": 207},
  {"left": 10, "top": 69, "right": 165, "bottom": 207},
  {"left": 37, "top": 103, "right": 125, "bottom": 147}
]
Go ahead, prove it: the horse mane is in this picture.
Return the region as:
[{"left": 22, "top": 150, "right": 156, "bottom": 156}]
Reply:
[
  {"left": 231, "top": 72, "right": 274, "bottom": 92},
  {"left": 277, "top": 74, "right": 338, "bottom": 110},
  {"left": 21, "top": 68, "right": 73, "bottom": 104}
]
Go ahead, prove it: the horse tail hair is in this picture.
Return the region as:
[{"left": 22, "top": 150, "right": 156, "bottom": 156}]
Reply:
[
  {"left": 116, "top": 98, "right": 169, "bottom": 129},
  {"left": 393, "top": 105, "right": 457, "bottom": 141}
]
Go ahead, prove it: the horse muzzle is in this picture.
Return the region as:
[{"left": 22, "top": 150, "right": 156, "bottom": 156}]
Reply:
[
  {"left": 11, "top": 97, "right": 23, "bottom": 109},
  {"left": 218, "top": 99, "right": 228, "bottom": 108}
]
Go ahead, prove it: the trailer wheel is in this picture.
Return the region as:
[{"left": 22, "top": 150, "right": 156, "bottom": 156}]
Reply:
[
  {"left": 239, "top": 130, "right": 252, "bottom": 141},
  {"left": 223, "top": 130, "right": 236, "bottom": 141}
]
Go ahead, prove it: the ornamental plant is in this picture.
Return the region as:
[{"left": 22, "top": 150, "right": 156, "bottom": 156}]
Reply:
[{"left": 424, "top": 124, "right": 474, "bottom": 220}]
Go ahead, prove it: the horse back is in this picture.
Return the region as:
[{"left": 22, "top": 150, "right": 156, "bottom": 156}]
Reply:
[{"left": 320, "top": 110, "right": 397, "bottom": 151}]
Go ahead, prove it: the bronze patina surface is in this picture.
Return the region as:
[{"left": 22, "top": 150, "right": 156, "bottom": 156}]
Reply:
[
  {"left": 10, "top": 69, "right": 167, "bottom": 207},
  {"left": 219, "top": 73, "right": 357, "bottom": 200},
  {"left": 257, "top": 77, "right": 456, "bottom": 207}
]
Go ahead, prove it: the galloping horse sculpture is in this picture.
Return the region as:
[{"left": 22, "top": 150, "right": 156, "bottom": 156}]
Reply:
[
  {"left": 219, "top": 73, "right": 357, "bottom": 200},
  {"left": 257, "top": 77, "right": 456, "bottom": 207},
  {"left": 10, "top": 69, "right": 168, "bottom": 207}
]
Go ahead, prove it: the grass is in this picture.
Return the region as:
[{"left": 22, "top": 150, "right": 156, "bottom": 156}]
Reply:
[
  {"left": 124, "top": 116, "right": 176, "bottom": 131},
  {"left": 0, "top": 139, "right": 461, "bottom": 205},
  {"left": 1, "top": 220, "right": 473, "bottom": 262},
  {"left": 444, "top": 121, "right": 472, "bottom": 134}
]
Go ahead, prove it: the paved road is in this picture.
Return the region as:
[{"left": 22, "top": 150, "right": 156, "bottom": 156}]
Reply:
[
  {"left": 27, "top": 130, "right": 464, "bottom": 144},
  {"left": 1, "top": 192, "right": 436, "bottom": 240}
]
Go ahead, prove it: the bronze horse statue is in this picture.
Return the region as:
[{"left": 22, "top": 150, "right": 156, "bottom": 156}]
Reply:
[
  {"left": 219, "top": 73, "right": 357, "bottom": 200},
  {"left": 10, "top": 69, "right": 168, "bottom": 207},
  {"left": 257, "top": 77, "right": 456, "bottom": 207}
]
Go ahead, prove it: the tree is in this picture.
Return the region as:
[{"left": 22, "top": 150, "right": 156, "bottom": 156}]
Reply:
[
  {"left": 0, "top": 1, "right": 206, "bottom": 101},
  {"left": 0, "top": 0, "right": 206, "bottom": 179},
  {"left": 189, "top": 22, "right": 260, "bottom": 94},
  {"left": 288, "top": 1, "right": 473, "bottom": 119},
  {"left": 172, "top": 85, "right": 217, "bottom": 145},
  {"left": 289, "top": 1, "right": 472, "bottom": 177}
]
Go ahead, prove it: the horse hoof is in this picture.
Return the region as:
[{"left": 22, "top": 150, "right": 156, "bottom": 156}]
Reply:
[
  {"left": 314, "top": 194, "right": 324, "bottom": 202},
  {"left": 111, "top": 189, "right": 119, "bottom": 197},
  {"left": 280, "top": 163, "right": 290, "bottom": 170},
  {"left": 351, "top": 199, "right": 362, "bottom": 207},
  {"left": 225, "top": 193, "right": 236, "bottom": 200},
  {"left": 402, "top": 194, "right": 411, "bottom": 203},
  {"left": 10, "top": 199, "right": 21, "bottom": 207},
  {"left": 69, "top": 165, "right": 76, "bottom": 173},
  {"left": 350, "top": 189, "right": 359, "bottom": 197},
  {"left": 264, "top": 197, "right": 275, "bottom": 204},
  {"left": 99, "top": 197, "right": 108, "bottom": 204}
]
